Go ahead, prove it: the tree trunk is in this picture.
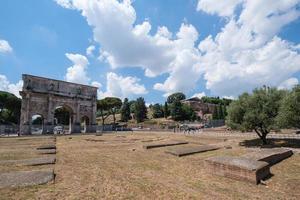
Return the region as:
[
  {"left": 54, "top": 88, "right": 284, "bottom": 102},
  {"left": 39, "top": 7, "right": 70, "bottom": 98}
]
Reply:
[
  {"left": 261, "top": 134, "right": 267, "bottom": 145},
  {"left": 113, "top": 113, "right": 116, "bottom": 125},
  {"left": 254, "top": 128, "right": 268, "bottom": 145}
]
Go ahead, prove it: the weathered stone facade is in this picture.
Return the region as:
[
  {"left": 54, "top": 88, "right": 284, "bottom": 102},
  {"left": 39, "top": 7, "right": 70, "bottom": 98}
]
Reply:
[
  {"left": 181, "top": 97, "right": 216, "bottom": 119},
  {"left": 19, "top": 74, "right": 97, "bottom": 134}
]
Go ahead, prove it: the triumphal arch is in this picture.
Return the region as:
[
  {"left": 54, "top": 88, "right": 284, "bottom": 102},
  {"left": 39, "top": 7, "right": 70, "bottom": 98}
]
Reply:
[{"left": 19, "top": 74, "right": 98, "bottom": 135}]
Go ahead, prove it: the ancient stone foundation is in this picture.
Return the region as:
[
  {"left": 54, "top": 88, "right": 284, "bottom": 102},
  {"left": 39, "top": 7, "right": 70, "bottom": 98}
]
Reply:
[
  {"left": 143, "top": 141, "right": 188, "bottom": 149},
  {"left": 205, "top": 156, "right": 270, "bottom": 184},
  {"left": 165, "top": 145, "right": 219, "bottom": 157},
  {"left": 241, "top": 148, "right": 293, "bottom": 165}
]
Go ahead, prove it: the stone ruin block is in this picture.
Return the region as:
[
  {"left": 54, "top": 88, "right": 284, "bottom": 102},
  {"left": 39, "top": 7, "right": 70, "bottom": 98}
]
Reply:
[
  {"left": 205, "top": 156, "right": 270, "bottom": 184},
  {"left": 37, "top": 149, "right": 56, "bottom": 154},
  {"left": 143, "top": 141, "right": 188, "bottom": 149},
  {"left": 0, "top": 170, "right": 54, "bottom": 188},
  {"left": 36, "top": 144, "right": 56, "bottom": 150},
  {"left": 0, "top": 156, "right": 56, "bottom": 166},
  {"left": 165, "top": 145, "right": 220, "bottom": 157},
  {"left": 241, "top": 148, "right": 293, "bottom": 165}
]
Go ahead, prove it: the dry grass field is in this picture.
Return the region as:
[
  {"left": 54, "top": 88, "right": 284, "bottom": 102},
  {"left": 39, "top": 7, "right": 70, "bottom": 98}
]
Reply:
[{"left": 0, "top": 132, "right": 300, "bottom": 200}]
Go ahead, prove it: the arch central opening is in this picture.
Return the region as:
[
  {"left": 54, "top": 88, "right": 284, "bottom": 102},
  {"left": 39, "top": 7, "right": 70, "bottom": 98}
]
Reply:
[
  {"left": 54, "top": 105, "right": 73, "bottom": 134},
  {"left": 31, "top": 114, "right": 44, "bottom": 134}
]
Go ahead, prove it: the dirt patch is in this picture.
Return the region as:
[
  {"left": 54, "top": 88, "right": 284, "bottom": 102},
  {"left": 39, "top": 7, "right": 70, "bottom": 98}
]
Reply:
[
  {"left": 85, "top": 139, "right": 106, "bottom": 142},
  {"left": 0, "top": 132, "right": 299, "bottom": 199}
]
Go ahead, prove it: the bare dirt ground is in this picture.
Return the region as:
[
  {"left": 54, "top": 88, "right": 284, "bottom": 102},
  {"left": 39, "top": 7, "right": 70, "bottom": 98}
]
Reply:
[{"left": 0, "top": 132, "right": 299, "bottom": 200}]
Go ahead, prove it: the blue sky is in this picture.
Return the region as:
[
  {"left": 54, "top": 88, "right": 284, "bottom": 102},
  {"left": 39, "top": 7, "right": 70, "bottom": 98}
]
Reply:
[{"left": 0, "top": 0, "right": 300, "bottom": 104}]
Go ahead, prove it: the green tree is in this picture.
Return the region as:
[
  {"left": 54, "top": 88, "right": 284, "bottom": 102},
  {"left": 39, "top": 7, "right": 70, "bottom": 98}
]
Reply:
[
  {"left": 276, "top": 85, "right": 300, "bottom": 129},
  {"left": 182, "top": 104, "right": 197, "bottom": 121},
  {"left": 120, "top": 98, "right": 131, "bottom": 122},
  {"left": 226, "top": 86, "right": 285, "bottom": 145},
  {"left": 0, "top": 91, "right": 21, "bottom": 124},
  {"left": 163, "top": 102, "right": 169, "bottom": 118},
  {"left": 129, "top": 100, "right": 136, "bottom": 114},
  {"left": 151, "top": 103, "right": 164, "bottom": 118},
  {"left": 105, "top": 97, "right": 122, "bottom": 126},
  {"left": 167, "top": 92, "right": 186, "bottom": 104},
  {"left": 170, "top": 101, "right": 183, "bottom": 121},
  {"left": 134, "top": 97, "right": 147, "bottom": 123},
  {"left": 97, "top": 99, "right": 110, "bottom": 127},
  {"left": 201, "top": 96, "right": 233, "bottom": 106}
]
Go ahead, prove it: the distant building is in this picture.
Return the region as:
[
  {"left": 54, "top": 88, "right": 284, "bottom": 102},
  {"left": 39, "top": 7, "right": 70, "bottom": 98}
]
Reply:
[{"left": 181, "top": 97, "right": 217, "bottom": 120}]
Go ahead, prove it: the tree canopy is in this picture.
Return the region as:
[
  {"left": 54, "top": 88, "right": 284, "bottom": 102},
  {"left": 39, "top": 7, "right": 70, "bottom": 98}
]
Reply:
[
  {"left": 0, "top": 91, "right": 21, "bottom": 125},
  {"left": 151, "top": 103, "right": 164, "bottom": 118},
  {"left": 134, "top": 97, "right": 147, "bottom": 123},
  {"left": 167, "top": 92, "right": 186, "bottom": 104},
  {"left": 96, "top": 97, "right": 122, "bottom": 127},
  {"left": 201, "top": 96, "right": 232, "bottom": 106},
  {"left": 276, "top": 85, "right": 300, "bottom": 129},
  {"left": 226, "top": 86, "right": 285, "bottom": 144},
  {"left": 166, "top": 93, "right": 196, "bottom": 121},
  {"left": 120, "top": 98, "right": 131, "bottom": 122},
  {"left": 163, "top": 102, "right": 169, "bottom": 118},
  {"left": 106, "top": 97, "right": 122, "bottom": 125}
]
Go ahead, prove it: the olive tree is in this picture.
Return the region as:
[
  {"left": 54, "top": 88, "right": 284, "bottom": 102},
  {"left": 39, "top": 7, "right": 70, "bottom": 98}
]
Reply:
[
  {"left": 276, "top": 85, "right": 300, "bottom": 129},
  {"left": 226, "top": 86, "right": 285, "bottom": 145}
]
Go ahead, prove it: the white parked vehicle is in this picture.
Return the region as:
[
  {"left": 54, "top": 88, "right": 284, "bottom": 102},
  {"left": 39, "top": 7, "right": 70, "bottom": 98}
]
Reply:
[{"left": 53, "top": 126, "right": 64, "bottom": 134}]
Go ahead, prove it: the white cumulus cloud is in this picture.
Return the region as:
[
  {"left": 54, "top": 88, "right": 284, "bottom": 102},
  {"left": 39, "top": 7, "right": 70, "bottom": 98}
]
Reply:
[
  {"left": 55, "top": 0, "right": 202, "bottom": 95},
  {"left": 0, "top": 74, "right": 23, "bottom": 97},
  {"left": 0, "top": 39, "right": 13, "bottom": 53},
  {"left": 55, "top": 0, "right": 74, "bottom": 9},
  {"left": 278, "top": 78, "right": 299, "bottom": 90},
  {"left": 98, "top": 72, "right": 147, "bottom": 99},
  {"left": 197, "top": 0, "right": 243, "bottom": 17},
  {"left": 65, "top": 53, "right": 90, "bottom": 85},
  {"left": 197, "top": 0, "right": 300, "bottom": 96},
  {"left": 86, "top": 45, "right": 95, "bottom": 57},
  {"left": 192, "top": 92, "right": 206, "bottom": 99},
  {"left": 56, "top": 0, "right": 300, "bottom": 97}
]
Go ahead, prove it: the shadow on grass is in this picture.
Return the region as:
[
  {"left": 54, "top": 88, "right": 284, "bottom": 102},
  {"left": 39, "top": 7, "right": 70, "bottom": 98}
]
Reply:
[{"left": 240, "top": 138, "right": 300, "bottom": 148}]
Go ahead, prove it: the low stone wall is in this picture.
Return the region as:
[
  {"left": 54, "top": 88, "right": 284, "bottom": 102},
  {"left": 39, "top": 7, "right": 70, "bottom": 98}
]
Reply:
[{"left": 205, "top": 156, "right": 270, "bottom": 184}]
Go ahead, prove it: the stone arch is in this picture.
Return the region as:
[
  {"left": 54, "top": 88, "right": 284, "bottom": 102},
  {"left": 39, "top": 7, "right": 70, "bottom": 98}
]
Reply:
[
  {"left": 53, "top": 104, "right": 75, "bottom": 134},
  {"left": 30, "top": 113, "right": 44, "bottom": 134},
  {"left": 19, "top": 74, "right": 98, "bottom": 135}
]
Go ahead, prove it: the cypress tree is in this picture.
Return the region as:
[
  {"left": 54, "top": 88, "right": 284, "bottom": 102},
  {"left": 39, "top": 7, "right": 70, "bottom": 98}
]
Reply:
[
  {"left": 134, "top": 97, "right": 147, "bottom": 123},
  {"left": 121, "top": 98, "right": 131, "bottom": 122},
  {"left": 164, "top": 102, "right": 169, "bottom": 118}
]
